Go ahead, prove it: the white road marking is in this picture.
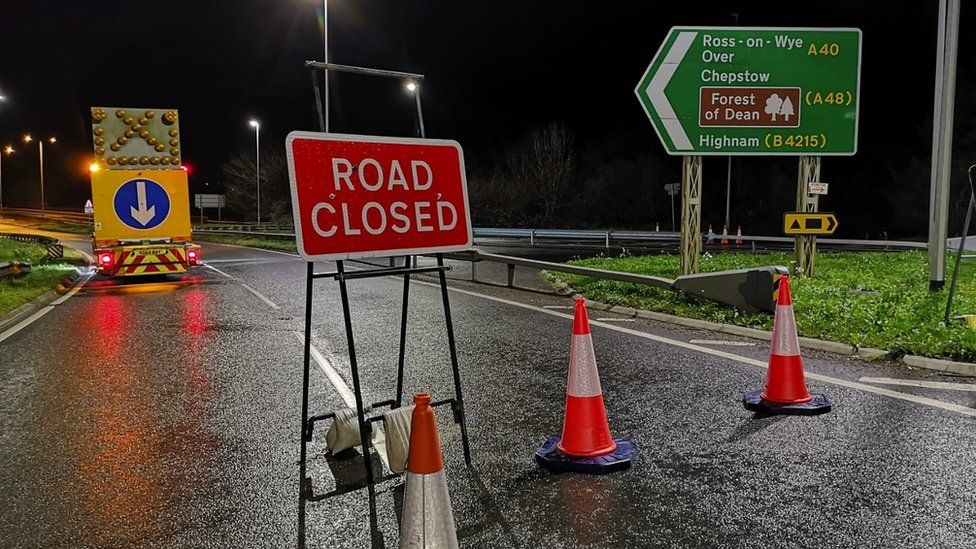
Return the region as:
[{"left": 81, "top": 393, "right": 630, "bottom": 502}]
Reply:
[
  {"left": 411, "top": 280, "right": 976, "bottom": 418},
  {"left": 690, "top": 339, "right": 756, "bottom": 347},
  {"left": 859, "top": 377, "right": 976, "bottom": 393},
  {"left": 596, "top": 318, "right": 636, "bottom": 322},
  {"left": 240, "top": 283, "right": 280, "bottom": 310},
  {"left": 542, "top": 305, "right": 574, "bottom": 309},
  {"left": 205, "top": 264, "right": 233, "bottom": 278},
  {"left": 0, "top": 307, "right": 55, "bottom": 344},
  {"left": 292, "top": 332, "right": 355, "bottom": 407},
  {"left": 0, "top": 272, "right": 93, "bottom": 344},
  {"left": 206, "top": 264, "right": 279, "bottom": 309}
]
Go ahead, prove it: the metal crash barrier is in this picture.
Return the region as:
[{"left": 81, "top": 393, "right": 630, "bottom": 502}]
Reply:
[{"left": 438, "top": 249, "right": 788, "bottom": 314}]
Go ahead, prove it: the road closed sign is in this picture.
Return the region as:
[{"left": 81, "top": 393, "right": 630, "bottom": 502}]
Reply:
[{"left": 286, "top": 132, "right": 473, "bottom": 261}]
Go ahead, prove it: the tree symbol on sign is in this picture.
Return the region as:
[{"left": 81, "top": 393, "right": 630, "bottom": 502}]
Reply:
[
  {"left": 780, "top": 96, "right": 795, "bottom": 122},
  {"left": 764, "top": 94, "right": 783, "bottom": 122}
]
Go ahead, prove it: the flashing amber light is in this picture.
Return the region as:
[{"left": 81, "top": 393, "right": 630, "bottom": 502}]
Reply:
[{"left": 88, "top": 162, "right": 101, "bottom": 173}]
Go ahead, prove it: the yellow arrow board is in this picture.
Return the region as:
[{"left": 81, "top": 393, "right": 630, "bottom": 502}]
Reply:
[{"left": 784, "top": 212, "right": 839, "bottom": 235}]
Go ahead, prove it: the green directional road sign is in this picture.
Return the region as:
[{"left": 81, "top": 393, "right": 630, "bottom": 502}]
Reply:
[{"left": 635, "top": 27, "right": 861, "bottom": 156}]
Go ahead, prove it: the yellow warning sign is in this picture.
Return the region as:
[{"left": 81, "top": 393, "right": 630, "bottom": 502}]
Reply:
[
  {"left": 90, "top": 106, "right": 181, "bottom": 170},
  {"left": 91, "top": 169, "right": 192, "bottom": 245},
  {"left": 783, "top": 212, "right": 839, "bottom": 235}
]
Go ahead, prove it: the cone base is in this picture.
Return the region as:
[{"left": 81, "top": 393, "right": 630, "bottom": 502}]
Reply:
[
  {"left": 743, "top": 390, "right": 831, "bottom": 416},
  {"left": 535, "top": 436, "right": 636, "bottom": 474}
]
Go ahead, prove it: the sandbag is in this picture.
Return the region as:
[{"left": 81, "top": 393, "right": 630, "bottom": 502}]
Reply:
[
  {"left": 382, "top": 405, "right": 415, "bottom": 474},
  {"left": 325, "top": 408, "right": 362, "bottom": 454}
]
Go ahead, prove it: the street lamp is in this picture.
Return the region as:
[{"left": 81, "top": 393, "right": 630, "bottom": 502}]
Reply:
[
  {"left": 0, "top": 145, "right": 13, "bottom": 212},
  {"left": 24, "top": 133, "right": 55, "bottom": 210},
  {"left": 404, "top": 81, "right": 425, "bottom": 137},
  {"left": 249, "top": 119, "right": 261, "bottom": 223}
]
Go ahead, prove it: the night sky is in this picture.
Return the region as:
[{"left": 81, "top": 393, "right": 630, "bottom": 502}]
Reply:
[{"left": 0, "top": 1, "right": 971, "bottom": 235}]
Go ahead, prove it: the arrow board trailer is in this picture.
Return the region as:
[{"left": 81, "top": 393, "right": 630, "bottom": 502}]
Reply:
[
  {"left": 90, "top": 169, "right": 199, "bottom": 276},
  {"left": 286, "top": 132, "right": 473, "bottom": 261},
  {"left": 635, "top": 27, "right": 862, "bottom": 155}
]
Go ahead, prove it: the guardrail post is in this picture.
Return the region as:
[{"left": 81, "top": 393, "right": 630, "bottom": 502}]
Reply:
[
  {"left": 471, "top": 260, "right": 478, "bottom": 282},
  {"left": 530, "top": 230, "right": 535, "bottom": 246},
  {"left": 507, "top": 264, "right": 515, "bottom": 287},
  {"left": 605, "top": 232, "right": 610, "bottom": 249}
]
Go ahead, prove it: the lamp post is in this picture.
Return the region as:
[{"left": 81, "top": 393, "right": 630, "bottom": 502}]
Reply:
[
  {"left": 0, "top": 145, "right": 13, "bottom": 212},
  {"left": 405, "top": 81, "right": 425, "bottom": 138},
  {"left": 323, "top": 0, "right": 329, "bottom": 132},
  {"left": 23, "top": 135, "right": 56, "bottom": 210},
  {"left": 249, "top": 119, "right": 261, "bottom": 223}
]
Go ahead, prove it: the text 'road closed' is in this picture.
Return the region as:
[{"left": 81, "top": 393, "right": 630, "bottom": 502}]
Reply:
[{"left": 286, "top": 133, "right": 473, "bottom": 261}]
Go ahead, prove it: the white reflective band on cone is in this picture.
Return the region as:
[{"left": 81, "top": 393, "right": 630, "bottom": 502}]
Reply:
[
  {"left": 567, "top": 334, "right": 603, "bottom": 398},
  {"left": 772, "top": 304, "right": 801, "bottom": 356},
  {"left": 383, "top": 405, "right": 415, "bottom": 474},
  {"left": 399, "top": 470, "right": 459, "bottom": 549},
  {"left": 326, "top": 408, "right": 362, "bottom": 454}
]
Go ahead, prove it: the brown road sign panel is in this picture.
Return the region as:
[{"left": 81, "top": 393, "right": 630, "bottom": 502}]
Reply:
[
  {"left": 784, "top": 213, "right": 839, "bottom": 235},
  {"left": 699, "top": 87, "right": 801, "bottom": 128}
]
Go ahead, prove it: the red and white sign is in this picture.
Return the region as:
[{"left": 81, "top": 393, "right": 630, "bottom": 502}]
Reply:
[{"left": 286, "top": 132, "right": 473, "bottom": 261}]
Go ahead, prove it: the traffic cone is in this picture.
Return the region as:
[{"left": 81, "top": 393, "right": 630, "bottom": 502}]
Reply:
[
  {"left": 743, "top": 277, "right": 830, "bottom": 415},
  {"left": 706, "top": 225, "right": 715, "bottom": 244},
  {"left": 721, "top": 225, "right": 729, "bottom": 245},
  {"left": 735, "top": 225, "right": 743, "bottom": 245},
  {"left": 536, "top": 298, "right": 636, "bottom": 473},
  {"left": 399, "top": 393, "right": 459, "bottom": 549}
]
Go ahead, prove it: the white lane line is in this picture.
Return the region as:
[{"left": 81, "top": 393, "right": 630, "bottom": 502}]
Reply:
[
  {"left": 859, "top": 377, "right": 976, "bottom": 392},
  {"left": 411, "top": 280, "right": 976, "bottom": 418},
  {"left": 240, "top": 283, "right": 280, "bottom": 310},
  {"left": 542, "top": 305, "right": 574, "bottom": 309},
  {"left": 205, "top": 264, "right": 233, "bottom": 278},
  {"left": 0, "top": 307, "right": 55, "bottom": 344},
  {"left": 293, "top": 332, "right": 355, "bottom": 408},
  {"left": 0, "top": 272, "right": 93, "bottom": 344},
  {"left": 596, "top": 318, "right": 636, "bottom": 322},
  {"left": 690, "top": 339, "right": 756, "bottom": 347},
  {"left": 206, "top": 264, "right": 280, "bottom": 310}
]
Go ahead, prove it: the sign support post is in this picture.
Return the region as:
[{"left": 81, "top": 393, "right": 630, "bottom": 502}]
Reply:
[
  {"left": 794, "top": 156, "right": 821, "bottom": 276},
  {"left": 680, "top": 156, "right": 702, "bottom": 275}
]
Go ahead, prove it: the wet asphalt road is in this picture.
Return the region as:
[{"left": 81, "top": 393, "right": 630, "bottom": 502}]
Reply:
[{"left": 2, "top": 239, "right": 976, "bottom": 548}]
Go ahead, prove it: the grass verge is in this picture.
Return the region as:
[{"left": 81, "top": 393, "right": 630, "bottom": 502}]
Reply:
[
  {"left": 36, "top": 223, "right": 91, "bottom": 235},
  {"left": 194, "top": 233, "right": 297, "bottom": 254},
  {"left": 0, "top": 240, "right": 83, "bottom": 318},
  {"left": 545, "top": 251, "right": 976, "bottom": 362}
]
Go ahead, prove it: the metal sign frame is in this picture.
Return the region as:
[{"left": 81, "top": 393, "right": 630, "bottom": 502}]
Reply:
[{"left": 297, "top": 62, "right": 472, "bottom": 494}]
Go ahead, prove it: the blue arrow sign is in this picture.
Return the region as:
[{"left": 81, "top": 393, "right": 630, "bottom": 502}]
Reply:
[{"left": 113, "top": 178, "right": 171, "bottom": 230}]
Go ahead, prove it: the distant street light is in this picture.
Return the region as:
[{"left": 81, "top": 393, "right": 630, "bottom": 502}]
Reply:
[
  {"left": 23, "top": 133, "right": 55, "bottom": 210},
  {"left": 249, "top": 119, "right": 261, "bottom": 223},
  {"left": 0, "top": 145, "right": 13, "bottom": 212},
  {"left": 406, "top": 81, "right": 417, "bottom": 92}
]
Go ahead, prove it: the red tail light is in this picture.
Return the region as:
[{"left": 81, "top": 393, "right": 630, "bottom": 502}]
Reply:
[
  {"left": 98, "top": 252, "right": 113, "bottom": 266},
  {"left": 187, "top": 249, "right": 198, "bottom": 265}
]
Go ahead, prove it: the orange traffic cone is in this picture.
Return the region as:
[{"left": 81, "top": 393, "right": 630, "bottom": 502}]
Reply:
[
  {"left": 721, "top": 225, "right": 729, "bottom": 245},
  {"left": 706, "top": 225, "right": 715, "bottom": 244},
  {"left": 735, "top": 225, "right": 743, "bottom": 245},
  {"left": 743, "top": 277, "right": 830, "bottom": 415},
  {"left": 536, "top": 298, "right": 636, "bottom": 473},
  {"left": 399, "top": 393, "right": 459, "bottom": 548}
]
